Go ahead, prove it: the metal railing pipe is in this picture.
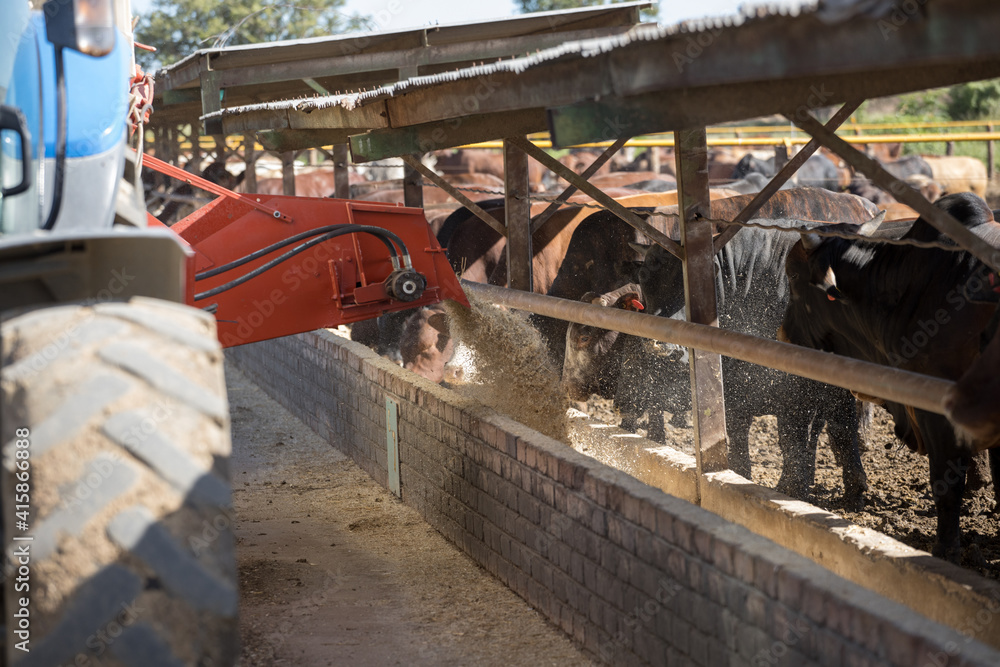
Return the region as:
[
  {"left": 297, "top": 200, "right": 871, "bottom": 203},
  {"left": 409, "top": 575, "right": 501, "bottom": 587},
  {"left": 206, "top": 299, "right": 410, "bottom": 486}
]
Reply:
[{"left": 461, "top": 281, "right": 954, "bottom": 416}]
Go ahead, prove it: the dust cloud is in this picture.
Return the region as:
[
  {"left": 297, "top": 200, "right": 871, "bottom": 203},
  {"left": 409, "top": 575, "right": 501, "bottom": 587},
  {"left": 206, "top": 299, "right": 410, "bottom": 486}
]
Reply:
[{"left": 443, "top": 295, "right": 570, "bottom": 443}]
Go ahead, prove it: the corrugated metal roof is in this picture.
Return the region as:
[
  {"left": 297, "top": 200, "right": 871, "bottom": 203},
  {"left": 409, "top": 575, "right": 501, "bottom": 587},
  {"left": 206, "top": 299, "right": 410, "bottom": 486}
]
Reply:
[
  {"left": 157, "top": 1, "right": 653, "bottom": 79},
  {"left": 202, "top": 2, "right": 838, "bottom": 121},
  {"left": 200, "top": 0, "right": 932, "bottom": 124}
]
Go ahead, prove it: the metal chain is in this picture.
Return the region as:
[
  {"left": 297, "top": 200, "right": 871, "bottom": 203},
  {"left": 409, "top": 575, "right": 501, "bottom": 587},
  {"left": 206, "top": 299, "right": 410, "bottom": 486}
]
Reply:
[
  {"left": 418, "top": 178, "right": 971, "bottom": 252},
  {"left": 698, "top": 217, "right": 967, "bottom": 252}
]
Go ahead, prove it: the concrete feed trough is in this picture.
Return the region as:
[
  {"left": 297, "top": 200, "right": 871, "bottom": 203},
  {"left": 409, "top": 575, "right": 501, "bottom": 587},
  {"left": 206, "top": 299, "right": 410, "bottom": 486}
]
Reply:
[{"left": 228, "top": 329, "right": 1000, "bottom": 666}]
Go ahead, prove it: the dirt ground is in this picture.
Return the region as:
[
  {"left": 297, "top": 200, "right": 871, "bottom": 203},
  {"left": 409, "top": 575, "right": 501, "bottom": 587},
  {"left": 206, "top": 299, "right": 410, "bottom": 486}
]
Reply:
[
  {"left": 582, "top": 398, "right": 1000, "bottom": 581},
  {"left": 226, "top": 364, "right": 595, "bottom": 666}
]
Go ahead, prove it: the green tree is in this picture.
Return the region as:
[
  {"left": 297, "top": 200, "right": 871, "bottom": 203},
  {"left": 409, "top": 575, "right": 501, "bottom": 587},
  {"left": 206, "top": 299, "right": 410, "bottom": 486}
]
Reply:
[
  {"left": 517, "top": 0, "right": 658, "bottom": 20},
  {"left": 947, "top": 79, "right": 1000, "bottom": 120},
  {"left": 136, "top": 0, "right": 370, "bottom": 69}
]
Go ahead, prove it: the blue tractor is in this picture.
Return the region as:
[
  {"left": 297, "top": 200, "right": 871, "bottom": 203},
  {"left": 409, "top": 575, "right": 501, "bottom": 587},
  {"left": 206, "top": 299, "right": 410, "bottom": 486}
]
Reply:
[{"left": 2, "top": 0, "right": 238, "bottom": 662}]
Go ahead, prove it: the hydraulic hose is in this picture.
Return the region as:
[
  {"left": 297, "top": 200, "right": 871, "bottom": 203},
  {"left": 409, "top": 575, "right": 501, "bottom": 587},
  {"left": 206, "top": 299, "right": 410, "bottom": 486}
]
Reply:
[
  {"left": 194, "top": 224, "right": 411, "bottom": 281},
  {"left": 192, "top": 225, "right": 413, "bottom": 301},
  {"left": 42, "top": 46, "right": 66, "bottom": 231}
]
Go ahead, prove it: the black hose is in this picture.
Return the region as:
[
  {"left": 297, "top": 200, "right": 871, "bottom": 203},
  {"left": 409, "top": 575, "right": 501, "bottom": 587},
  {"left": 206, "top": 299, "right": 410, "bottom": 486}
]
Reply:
[
  {"left": 42, "top": 46, "right": 66, "bottom": 231},
  {"left": 193, "top": 226, "right": 408, "bottom": 301},
  {"left": 194, "top": 224, "right": 410, "bottom": 280}
]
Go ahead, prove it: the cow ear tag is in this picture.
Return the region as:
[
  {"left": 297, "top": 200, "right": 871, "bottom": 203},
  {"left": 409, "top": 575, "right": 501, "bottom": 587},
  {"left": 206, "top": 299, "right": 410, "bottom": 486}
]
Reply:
[{"left": 819, "top": 266, "right": 844, "bottom": 301}]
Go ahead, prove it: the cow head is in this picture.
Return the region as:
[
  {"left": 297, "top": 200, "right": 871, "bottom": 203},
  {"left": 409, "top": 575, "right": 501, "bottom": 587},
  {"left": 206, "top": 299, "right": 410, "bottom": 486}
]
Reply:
[
  {"left": 779, "top": 211, "right": 885, "bottom": 350},
  {"left": 629, "top": 239, "right": 686, "bottom": 320},
  {"left": 201, "top": 162, "right": 246, "bottom": 190},
  {"left": 561, "top": 285, "right": 644, "bottom": 402},
  {"left": 400, "top": 306, "right": 454, "bottom": 384}
]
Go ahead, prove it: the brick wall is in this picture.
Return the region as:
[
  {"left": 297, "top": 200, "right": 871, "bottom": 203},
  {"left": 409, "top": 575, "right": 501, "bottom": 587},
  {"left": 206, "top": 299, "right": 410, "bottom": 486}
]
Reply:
[{"left": 228, "top": 330, "right": 1000, "bottom": 667}]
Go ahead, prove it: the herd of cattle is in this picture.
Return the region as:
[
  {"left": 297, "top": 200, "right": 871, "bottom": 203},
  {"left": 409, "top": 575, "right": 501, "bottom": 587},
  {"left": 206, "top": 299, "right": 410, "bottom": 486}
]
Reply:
[{"left": 148, "top": 144, "right": 998, "bottom": 563}]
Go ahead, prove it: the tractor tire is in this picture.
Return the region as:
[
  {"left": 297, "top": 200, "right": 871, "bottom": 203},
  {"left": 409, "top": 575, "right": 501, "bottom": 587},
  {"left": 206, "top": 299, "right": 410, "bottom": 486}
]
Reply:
[{"left": 0, "top": 297, "right": 237, "bottom": 666}]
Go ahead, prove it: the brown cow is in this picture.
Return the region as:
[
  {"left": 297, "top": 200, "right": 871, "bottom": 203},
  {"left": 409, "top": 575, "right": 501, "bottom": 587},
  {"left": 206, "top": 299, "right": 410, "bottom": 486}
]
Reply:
[
  {"left": 588, "top": 171, "right": 671, "bottom": 190},
  {"left": 433, "top": 148, "right": 546, "bottom": 192},
  {"left": 398, "top": 304, "right": 454, "bottom": 383},
  {"left": 252, "top": 168, "right": 366, "bottom": 198},
  {"left": 445, "top": 189, "right": 739, "bottom": 296},
  {"left": 559, "top": 149, "right": 614, "bottom": 178},
  {"left": 358, "top": 186, "right": 502, "bottom": 206},
  {"left": 922, "top": 155, "right": 988, "bottom": 197},
  {"left": 946, "top": 313, "right": 1000, "bottom": 453},
  {"left": 881, "top": 202, "right": 919, "bottom": 221}
]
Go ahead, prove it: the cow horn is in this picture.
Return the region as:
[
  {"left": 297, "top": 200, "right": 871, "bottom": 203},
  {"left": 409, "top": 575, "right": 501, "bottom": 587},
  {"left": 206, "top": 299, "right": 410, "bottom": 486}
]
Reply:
[
  {"left": 857, "top": 210, "right": 886, "bottom": 237},
  {"left": 800, "top": 232, "right": 824, "bottom": 253},
  {"left": 629, "top": 242, "right": 653, "bottom": 259}
]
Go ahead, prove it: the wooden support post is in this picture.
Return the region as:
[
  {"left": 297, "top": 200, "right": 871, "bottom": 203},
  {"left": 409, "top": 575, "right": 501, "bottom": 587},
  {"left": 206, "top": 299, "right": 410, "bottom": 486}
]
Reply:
[
  {"left": 676, "top": 127, "right": 729, "bottom": 480},
  {"left": 243, "top": 135, "right": 257, "bottom": 193},
  {"left": 946, "top": 140, "right": 955, "bottom": 156},
  {"left": 212, "top": 135, "right": 227, "bottom": 163},
  {"left": 649, "top": 146, "right": 661, "bottom": 174},
  {"left": 281, "top": 151, "right": 296, "bottom": 196},
  {"left": 199, "top": 69, "right": 223, "bottom": 136},
  {"left": 189, "top": 120, "right": 202, "bottom": 171},
  {"left": 504, "top": 138, "right": 533, "bottom": 292},
  {"left": 774, "top": 142, "right": 789, "bottom": 172},
  {"left": 989, "top": 124, "right": 995, "bottom": 179},
  {"left": 163, "top": 126, "right": 176, "bottom": 167},
  {"left": 403, "top": 158, "right": 423, "bottom": 208},
  {"left": 153, "top": 126, "right": 170, "bottom": 189},
  {"left": 333, "top": 144, "right": 351, "bottom": 199}
]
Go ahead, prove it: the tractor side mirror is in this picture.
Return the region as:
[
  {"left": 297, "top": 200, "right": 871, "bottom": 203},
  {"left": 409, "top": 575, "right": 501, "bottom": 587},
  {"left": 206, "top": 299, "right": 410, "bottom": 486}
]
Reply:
[
  {"left": 44, "top": 0, "right": 116, "bottom": 57},
  {"left": 0, "top": 105, "right": 32, "bottom": 197}
]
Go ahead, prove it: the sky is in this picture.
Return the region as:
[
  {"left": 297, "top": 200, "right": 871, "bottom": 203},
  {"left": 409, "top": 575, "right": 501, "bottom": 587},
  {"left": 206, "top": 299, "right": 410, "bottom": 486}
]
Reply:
[{"left": 129, "top": 0, "right": 761, "bottom": 35}]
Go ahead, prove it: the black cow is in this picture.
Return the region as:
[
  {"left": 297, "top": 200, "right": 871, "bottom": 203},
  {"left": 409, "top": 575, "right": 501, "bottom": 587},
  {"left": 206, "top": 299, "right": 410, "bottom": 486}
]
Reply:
[
  {"left": 847, "top": 175, "right": 896, "bottom": 206},
  {"left": 731, "top": 154, "right": 774, "bottom": 180},
  {"left": 881, "top": 155, "right": 934, "bottom": 181},
  {"left": 731, "top": 153, "right": 841, "bottom": 191},
  {"left": 153, "top": 162, "right": 245, "bottom": 225},
  {"left": 630, "top": 215, "right": 883, "bottom": 509},
  {"left": 724, "top": 172, "right": 795, "bottom": 195},
  {"left": 780, "top": 192, "right": 1000, "bottom": 560}
]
